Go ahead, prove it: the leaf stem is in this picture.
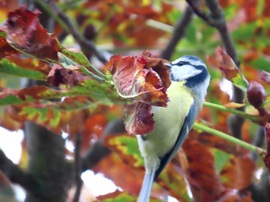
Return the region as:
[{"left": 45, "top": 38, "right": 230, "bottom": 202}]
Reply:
[
  {"left": 193, "top": 122, "right": 266, "bottom": 154},
  {"left": 80, "top": 67, "right": 104, "bottom": 81},
  {"left": 203, "top": 101, "right": 259, "bottom": 122},
  {"left": 58, "top": 44, "right": 108, "bottom": 81}
]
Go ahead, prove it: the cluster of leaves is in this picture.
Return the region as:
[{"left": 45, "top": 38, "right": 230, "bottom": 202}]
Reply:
[
  {"left": 0, "top": 6, "right": 171, "bottom": 136},
  {"left": 1, "top": 1, "right": 270, "bottom": 202}
]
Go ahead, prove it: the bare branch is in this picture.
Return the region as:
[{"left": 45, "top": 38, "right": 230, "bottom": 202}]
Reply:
[
  {"left": 186, "top": 0, "right": 239, "bottom": 65},
  {"left": 161, "top": 4, "right": 193, "bottom": 60},
  {"left": 250, "top": 127, "right": 265, "bottom": 161},
  {"left": 0, "top": 149, "right": 40, "bottom": 192},
  {"left": 73, "top": 133, "right": 83, "bottom": 202},
  {"left": 204, "top": 0, "right": 239, "bottom": 64},
  {"left": 187, "top": 0, "right": 244, "bottom": 138},
  {"left": 186, "top": 0, "right": 216, "bottom": 26}
]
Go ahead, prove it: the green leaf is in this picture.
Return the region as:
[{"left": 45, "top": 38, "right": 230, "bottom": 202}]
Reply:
[
  {"left": 0, "top": 95, "right": 24, "bottom": 106},
  {"left": 159, "top": 163, "right": 190, "bottom": 201},
  {"left": 211, "top": 148, "right": 230, "bottom": 173},
  {"left": 231, "top": 71, "right": 249, "bottom": 92},
  {"left": 100, "top": 191, "right": 135, "bottom": 202},
  {"left": 232, "top": 22, "right": 257, "bottom": 42},
  {"left": 0, "top": 79, "right": 115, "bottom": 107},
  {"left": 105, "top": 134, "right": 144, "bottom": 168},
  {"left": 10, "top": 98, "right": 110, "bottom": 134},
  {"left": 246, "top": 56, "right": 270, "bottom": 72},
  {"left": 0, "top": 58, "right": 46, "bottom": 80},
  {"left": 58, "top": 43, "right": 106, "bottom": 80},
  {"left": 0, "top": 31, "right": 7, "bottom": 37}
]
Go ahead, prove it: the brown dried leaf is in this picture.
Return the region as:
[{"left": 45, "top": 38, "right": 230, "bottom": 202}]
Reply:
[
  {"left": 182, "top": 138, "right": 226, "bottom": 202},
  {"left": 92, "top": 153, "right": 143, "bottom": 196},
  {"left": 220, "top": 156, "right": 255, "bottom": 190},
  {"left": 0, "top": 36, "right": 18, "bottom": 58},
  {"left": 47, "top": 64, "right": 88, "bottom": 87},
  {"left": 4, "top": 6, "right": 60, "bottom": 60}
]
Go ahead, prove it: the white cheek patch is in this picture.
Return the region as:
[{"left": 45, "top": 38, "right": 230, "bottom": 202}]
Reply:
[{"left": 171, "top": 65, "right": 203, "bottom": 81}]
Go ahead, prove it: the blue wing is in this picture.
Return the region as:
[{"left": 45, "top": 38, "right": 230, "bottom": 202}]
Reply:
[{"left": 154, "top": 102, "right": 196, "bottom": 179}]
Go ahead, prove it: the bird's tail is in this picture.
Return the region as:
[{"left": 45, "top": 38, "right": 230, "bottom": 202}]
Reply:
[{"left": 137, "top": 170, "right": 155, "bottom": 202}]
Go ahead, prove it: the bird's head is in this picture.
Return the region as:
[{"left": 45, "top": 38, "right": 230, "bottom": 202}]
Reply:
[{"left": 166, "top": 56, "right": 209, "bottom": 86}]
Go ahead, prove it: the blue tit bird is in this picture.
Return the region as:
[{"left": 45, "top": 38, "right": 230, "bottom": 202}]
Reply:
[{"left": 136, "top": 56, "right": 210, "bottom": 202}]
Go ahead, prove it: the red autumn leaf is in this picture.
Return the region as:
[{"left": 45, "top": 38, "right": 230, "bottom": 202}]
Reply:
[
  {"left": 17, "top": 86, "right": 48, "bottom": 100},
  {"left": 124, "top": 102, "right": 154, "bottom": 135},
  {"left": 189, "top": 130, "right": 246, "bottom": 156},
  {"left": 220, "top": 156, "right": 255, "bottom": 190},
  {"left": 104, "top": 53, "right": 170, "bottom": 135},
  {"left": 80, "top": 114, "right": 108, "bottom": 152},
  {"left": 182, "top": 138, "right": 226, "bottom": 202},
  {"left": 4, "top": 6, "right": 59, "bottom": 60},
  {"left": 157, "top": 162, "right": 189, "bottom": 201},
  {"left": 84, "top": 114, "right": 108, "bottom": 139},
  {"left": 0, "top": 107, "right": 23, "bottom": 131},
  {"left": 6, "top": 55, "right": 51, "bottom": 75},
  {"left": 103, "top": 54, "right": 170, "bottom": 106},
  {"left": 214, "top": 46, "right": 248, "bottom": 91},
  {"left": 215, "top": 46, "right": 240, "bottom": 81},
  {"left": 92, "top": 153, "right": 143, "bottom": 196},
  {"left": 0, "top": 36, "right": 18, "bottom": 58}
]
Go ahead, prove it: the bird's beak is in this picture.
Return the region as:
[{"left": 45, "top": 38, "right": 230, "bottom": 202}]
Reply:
[{"left": 164, "top": 63, "right": 172, "bottom": 69}]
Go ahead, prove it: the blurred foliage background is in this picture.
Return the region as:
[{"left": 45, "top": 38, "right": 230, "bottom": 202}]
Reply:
[{"left": 1, "top": 0, "right": 270, "bottom": 202}]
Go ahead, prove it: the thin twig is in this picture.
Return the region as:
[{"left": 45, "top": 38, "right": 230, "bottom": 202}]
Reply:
[
  {"left": 204, "top": 0, "right": 239, "bottom": 64},
  {"left": 0, "top": 149, "right": 40, "bottom": 192},
  {"left": 186, "top": 0, "right": 239, "bottom": 65},
  {"left": 161, "top": 4, "right": 194, "bottom": 60},
  {"left": 186, "top": 0, "right": 216, "bottom": 26},
  {"left": 34, "top": 0, "right": 107, "bottom": 63},
  {"left": 204, "top": 0, "right": 244, "bottom": 139},
  {"left": 193, "top": 123, "right": 266, "bottom": 154},
  {"left": 203, "top": 102, "right": 258, "bottom": 122},
  {"left": 73, "top": 133, "right": 83, "bottom": 202}
]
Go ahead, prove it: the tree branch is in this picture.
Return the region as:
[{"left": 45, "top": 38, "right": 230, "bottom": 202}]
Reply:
[
  {"left": 0, "top": 149, "right": 40, "bottom": 192},
  {"left": 161, "top": 4, "right": 194, "bottom": 60},
  {"left": 250, "top": 126, "right": 265, "bottom": 161},
  {"left": 186, "top": 0, "right": 216, "bottom": 26},
  {"left": 186, "top": 0, "right": 244, "bottom": 139},
  {"left": 186, "top": 0, "right": 239, "bottom": 65}
]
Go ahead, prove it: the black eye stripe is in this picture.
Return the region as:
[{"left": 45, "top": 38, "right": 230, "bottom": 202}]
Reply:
[{"left": 172, "top": 61, "right": 191, "bottom": 67}]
